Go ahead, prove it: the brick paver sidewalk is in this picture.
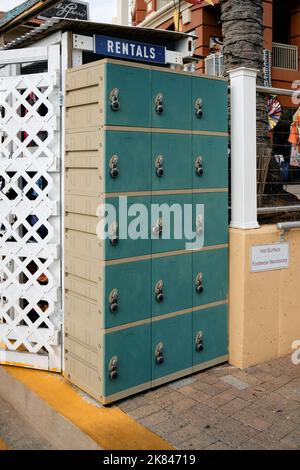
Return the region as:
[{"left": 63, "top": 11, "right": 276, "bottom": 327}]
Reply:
[{"left": 118, "top": 355, "right": 300, "bottom": 450}]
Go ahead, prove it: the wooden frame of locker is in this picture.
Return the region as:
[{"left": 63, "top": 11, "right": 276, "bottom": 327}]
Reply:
[{"left": 64, "top": 59, "right": 229, "bottom": 404}]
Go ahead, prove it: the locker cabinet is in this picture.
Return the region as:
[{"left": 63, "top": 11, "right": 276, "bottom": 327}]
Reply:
[{"left": 65, "top": 59, "right": 228, "bottom": 404}]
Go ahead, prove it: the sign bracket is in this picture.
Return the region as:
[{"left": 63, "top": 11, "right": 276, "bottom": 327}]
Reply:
[{"left": 72, "top": 34, "right": 183, "bottom": 67}]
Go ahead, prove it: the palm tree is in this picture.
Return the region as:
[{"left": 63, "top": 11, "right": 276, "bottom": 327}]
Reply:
[{"left": 220, "top": 0, "right": 273, "bottom": 206}]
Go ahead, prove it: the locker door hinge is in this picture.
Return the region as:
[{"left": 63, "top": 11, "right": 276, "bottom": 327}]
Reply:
[{"left": 58, "top": 92, "right": 64, "bottom": 107}]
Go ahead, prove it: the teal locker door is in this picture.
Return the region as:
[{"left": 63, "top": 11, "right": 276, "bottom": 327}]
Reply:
[
  {"left": 152, "top": 133, "right": 192, "bottom": 191},
  {"left": 192, "top": 248, "right": 228, "bottom": 309},
  {"left": 192, "top": 135, "right": 228, "bottom": 190},
  {"left": 191, "top": 76, "right": 228, "bottom": 133},
  {"left": 152, "top": 314, "right": 193, "bottom": 382},
  {"left": 193, "top": 305, "right": 228, "bottom": 368},
  {"left": 104, "top": 195, "right": 151, "bottom": 260},
  {"left": 104, "top": 131, "right": 151, "bottom": 193},
  {"left": 193, "top": 192, "right": 228, "bottom": 247},
  {"left": 151, "top": 193, "right": 193, "bottom": 254},
  {"left": 151, "top": 69, "right": 192, "bottom": 130},
  {"left": 104, "top": 260, "right": 151, "bottom": 329},
  {"left": 105, "top": 63, "right": 151, "bottom": 127},
  {"left": 104, "top": 324, "right": 151, "bottom": 397},
  {"left": 151, "top": 253, "right": 192, "bottom": 318}
]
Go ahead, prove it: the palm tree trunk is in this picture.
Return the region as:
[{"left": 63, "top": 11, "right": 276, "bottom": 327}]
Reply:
[{"left": 220, "top": 0, "right": 273, "bottom": 208}]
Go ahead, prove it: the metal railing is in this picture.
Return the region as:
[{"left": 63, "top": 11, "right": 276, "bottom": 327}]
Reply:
[
  {"left": 256, "top": 85, "right": 300, "bottom": 223},
  {"left": 272, "top": 43, "right": 298, "bottom": 71}
]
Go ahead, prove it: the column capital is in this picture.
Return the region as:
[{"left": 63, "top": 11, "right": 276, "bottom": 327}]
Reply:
[{"left": 228, "top": 67, "right": 259, "bottom": 79}]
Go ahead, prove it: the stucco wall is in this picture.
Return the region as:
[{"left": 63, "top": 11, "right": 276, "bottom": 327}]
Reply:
[{"left": 229, "top": 225, "right": 300, "bottom": 369}]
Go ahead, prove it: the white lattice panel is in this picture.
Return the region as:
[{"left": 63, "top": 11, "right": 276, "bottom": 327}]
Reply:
[{"left": 0, "top": 50, "right": 62, "bottom": 371}]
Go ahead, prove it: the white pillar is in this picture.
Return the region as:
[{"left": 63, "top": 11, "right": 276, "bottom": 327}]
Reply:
[
  {"left": 116, "top": 0, "right": 129, "bottom": 25},
  {"left": 229, "top": 67, "right": 259, "bottom": 229}
]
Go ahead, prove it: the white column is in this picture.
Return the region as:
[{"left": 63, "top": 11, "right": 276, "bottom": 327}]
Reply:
[
  {"left": 116, "top": 0, "right": 129, "bottom": 25},
  {"left": 229, "top": 67, "right": 259, "bottom": 229}
]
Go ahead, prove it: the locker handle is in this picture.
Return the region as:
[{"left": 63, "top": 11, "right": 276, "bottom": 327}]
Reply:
[
  {"left": 155, "top": 155, "right": 164, "bottom": 177},
  {"left": 196, "top": 214, "right": 204, "bottom": 235},
  {"left": 196, "top": 331, "right": 204, "bottom": 352},
  {"left": 155, "top": 342, "right": 164, "bottom": 365},
  {"left": 155, "top": 280, "right": 164, "bottom": 303},
  {"left": 110, "top": 88, "right": 120, "bottom": 111},
  {"left": 152, "top": 218, "right": 163, "bottom": 238},
  {"left": 109, "top": 356, "right": 119, "bottom": 380},
  {"left": 109, "top": 222, "right": 119, "bottom": 246},
  {"left": 195, "top": 272, "right": 204, "bottom": 293},
  {"left": 155, "top": 93, "right": 163, "bottom": 115},
  {"left": 109, "top": 289, "right": 119, "bottom": 313},
  {"left": 109, "top": 155, "right": 119, "bottom": 179},
  {"left": 195, "top": 156, "right": 204, "bottom": 176},
  {"left": 195, "top": 97, "right": 203, "bottom": 118}
]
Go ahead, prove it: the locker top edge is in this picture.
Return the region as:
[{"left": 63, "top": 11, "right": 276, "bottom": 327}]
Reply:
[{"left": 66, "top": 58, "right": 228, "bottom": 82}]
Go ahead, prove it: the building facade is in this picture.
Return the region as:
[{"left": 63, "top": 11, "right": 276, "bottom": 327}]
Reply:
[{"left": 132, "top": 0, "right": 300, "bottom": 93}]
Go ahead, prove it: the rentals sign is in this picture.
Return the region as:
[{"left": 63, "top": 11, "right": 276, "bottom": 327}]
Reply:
[{"left": 94, "top": 35, "right": 166, "bottom": 65}]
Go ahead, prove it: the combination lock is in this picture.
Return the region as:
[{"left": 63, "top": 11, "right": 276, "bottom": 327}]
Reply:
[
  {"left": 155, "top": 93, "right": 164, "bottom": 115},
  {"left": 155, "top": 342, "right": 164, "bottom": 365},
  {"left": 155, "top": 155, "right": 164, "bottom": 177},
  {"left": 109, "top": 155, "right": 119, "bottom": 179},
  {"left": 155, "top": 280, "right": 164, "bottom": 303},
  {"left": 195, "top": 97, "right": 203, "bottom": 118},
  {"left": 109, "top": 222, "right": 119, "bottom": 246},
  {"left": 152, "top": 218, "right": 163, "bottom": 238},
  {"left": 109, "top": 356, "right": 119, "bottom": 380},
  {"left": 195, "top": 156, "right": 203, "bottom": 176},
  {"left": 110, "top": 88, "right": 120, "bottom": 111},
  {"left": 195, "top": 331, "right": 204, "bottom": 352},
  {"left": 195, "top": 273, "right": 204, "bottom": 293},
  {"left": 109, "top": 289, "right": 119, "bottom": 313}
]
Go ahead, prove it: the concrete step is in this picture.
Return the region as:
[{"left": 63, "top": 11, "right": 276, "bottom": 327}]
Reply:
[
  {"left": 0, "top": 365, "right": 172, "bottom": 451},
  {"left": 0, "top": 396, "right": 53, "bottom": 450}
]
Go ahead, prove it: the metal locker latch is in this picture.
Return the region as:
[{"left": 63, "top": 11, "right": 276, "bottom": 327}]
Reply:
[
  {"left": 109, "top": 289, "right": 119, "bottom": 313},
  {"left": 155, "top": 93, "right": 164, "bottom": 115},
  {"left": 152, "top": 217, "right": 163, "bottom": 238},
  {"left": 155, "top": 342, "right": 164, "bottom": 365},
  {"left": 110, "top": 88, "right": 120, "bottom": 111},
  {"left": 195, "top": 331, "right": 204, "bottom": 352},
  {"left": 195, "top": 97, "right": 203, "bottom": 119},
  {"left": 155, "top": 155, "right": 164, "bottom": 177},
  {"left": 195, "top": 156, "right": 204, "bottom": 176},
  {"left": 155, "top": 280, "right": 164, "bottom": 303},
  {"left": 109, "top": 222, "right": 119, "bottom": 246},
  {"left": 196, "top": 214, "right": 204, "bottom": 235},
  {"left": 109, "top": 155, "right": 119, "bottom": 179},
  {"left": 195, "top": 272, "right": 204, "bottom": 293},
  {"left": 109, "top": 356, "right": 119, "bottom": 380}
]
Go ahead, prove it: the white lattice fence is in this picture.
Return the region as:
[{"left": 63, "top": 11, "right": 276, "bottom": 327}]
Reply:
[{"left": 0, "top": 47, "right": 62, "bottom": 371}]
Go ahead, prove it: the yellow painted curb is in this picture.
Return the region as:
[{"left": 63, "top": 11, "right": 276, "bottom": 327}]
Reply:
[
  {"left": 4, "top": 366, "right": 173, "bottom": 451},
  {"left": 0, "top": 438, "right": 9, "bottom": 450}
]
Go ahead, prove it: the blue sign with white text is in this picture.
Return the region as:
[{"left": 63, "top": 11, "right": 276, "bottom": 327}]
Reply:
[{"left": 94, "top": 35, "right": 166, "bottom": 65}]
